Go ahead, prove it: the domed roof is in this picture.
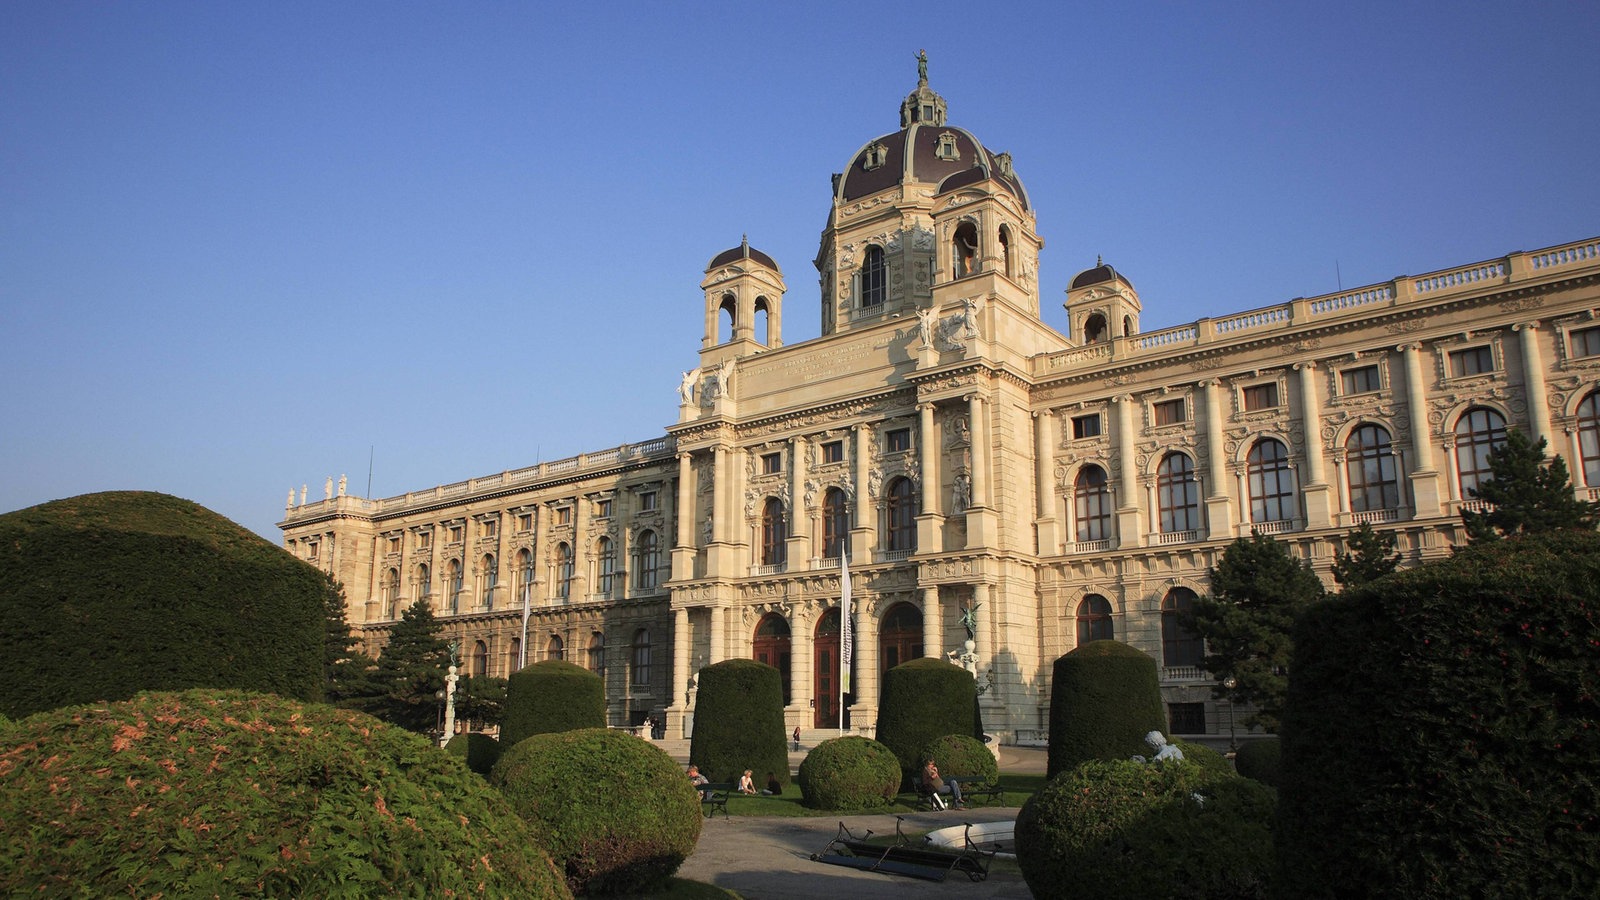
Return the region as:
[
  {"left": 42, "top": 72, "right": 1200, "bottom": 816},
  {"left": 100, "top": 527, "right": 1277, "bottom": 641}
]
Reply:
[
  {"left": 833, "top": 58, "right": 1029, "bottom": 211},
  {"left": 1070, "top": 258, "right": 1134, "bottom": 291},
  {"left": 706, "top": 235, "right": 779, "bottom": 272}
]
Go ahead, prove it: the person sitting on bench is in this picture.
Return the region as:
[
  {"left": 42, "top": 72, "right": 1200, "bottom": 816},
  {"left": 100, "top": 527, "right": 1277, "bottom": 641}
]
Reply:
[{"left": 922, "top": 758, "right": 965, "bottom": 809}]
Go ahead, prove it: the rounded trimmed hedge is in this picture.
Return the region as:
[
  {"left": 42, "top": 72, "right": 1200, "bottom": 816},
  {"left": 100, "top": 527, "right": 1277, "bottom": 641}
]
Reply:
[
  {"left": 1016, "top": 759, "right": 1275, "bottom": 900},
  {"left": 501, "top": 659, "right": 605, "bottom": 746},
  {"left": 0, "top": 492, "right": 325, "bottom": 718},
  {"left": 1277, "top": 530, "right": 1600, "bottom": 898},
  {"left": 920, "top": 733, "right": 998, "bottom": 785},
  {"left": 1047, "top": 640, "right": 1166, "bottom": 777},
  {"left": 687, "top": 658, "right": 788, "bottom": 787},
  {"left": 1234, "top": 738, "right": 1280, "bottom": 788},
  {"left": 490, "top": 727, "right": 700, "bottom": 896},
  {"left": 1173, "top": 739, "right": 1234, "bottom": 776},
  {"left": 446, "top": 731, "right": 503, "bottom": 776},
  {"left": 0, "top": 690, "right": 570, "bottom": 898},
  {"left": 797, "top": 736, "right": 902, "bottom": 810},
  {"left": 874, "top": 657, "right": 979, "bottom": 786}
]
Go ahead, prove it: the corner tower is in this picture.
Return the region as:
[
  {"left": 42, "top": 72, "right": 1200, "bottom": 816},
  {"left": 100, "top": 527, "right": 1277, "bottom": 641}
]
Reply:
[
  {"left": 816, "top": 54, "right": 1044, "bottom": 338},
  {"left": 701, "top": 236, "right": 786, "bottom": 357}
]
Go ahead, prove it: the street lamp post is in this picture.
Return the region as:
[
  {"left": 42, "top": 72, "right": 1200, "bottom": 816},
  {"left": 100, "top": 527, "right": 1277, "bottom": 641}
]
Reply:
[{"left": 1223, "top": 676, "right": 1239, "bottom": 755}]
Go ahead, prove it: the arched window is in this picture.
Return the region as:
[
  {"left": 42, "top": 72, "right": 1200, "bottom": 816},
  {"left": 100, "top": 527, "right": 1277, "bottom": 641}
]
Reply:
[
  {"left": 952, "top": 222, "right": 978, "bottom": 277},
  {"left": 1247, "top": 438, "right": 1295, "bottom": 523},
  {"left": 481, "top": 554, "right": 497, "bottom": 610},
  {"left": 998, "top": 225, "right": 1013, "bottom": 277},
  {"left": 1346, "top": 424, "right": 1399, "bottom": 512},
  {"left": 596, "top": 536, "right": 616, "bottom": 595},
  {"left": 555, "top": 543, "right": 573, "bottom": 600},
  {"left": 588, "top": 632, "right": 606, "bottom": 677},
  {"left": 718, "top": 292, "right": 737, "bottom": 344},
  {"left": 1157, "top": 453, "right": 1200, "bottom": 533},
  {"left": 417, "top": 563, "right": 431, "bottom": 606},
  {"left": 1161, "top": 588, "right": 1203, "bottom": 669},
  {"left": 754, "top": 296, "right": 772, "bottom": 345},
  {"left": 1454, "top": 407, "right": 1508, "bottom": 499},
  {"left": 1076, "top": 595, "right": 1113, "bottom": 644},
  {"left": 633, "top": 530, "right": 660, "bottom": 590},
  {"left": 1074, "top": 465, "right": 1112, "bottom": 542},
  {"left": 1083, "top": 313, "right": 1108, "bottom": 343},
  {"left": 383, "top": 567, "right": 400, "bottom": 619},
  {"left": 472, "top": 640, "right": 488, "bottom": 678},
  {"left": 822, "top": 487, "right": 849, "bottom": 559},
  {"left": 861, "top": 246, "right": 886, "bottom": 308},
  {"left": 508, "top": 637, "right": 523, "bottom": 673},
  {"left": 631, "top": 629, "right": 652, "bottom": 687},
  {"left": 448, "top": 559, "right": 464, "bottom": 613},
  {"left": 516, "top": 548, "right": 534, "bottom": 607},
  {"left": 878, "top": 602, "right": 924, "bottom": 676},
  {"left": 547, "top": 634, "right": 565, "bottom": 662},
  {"left": 1123, "top": 315, "right": 1134, "bottom": 337},
  {"left": 1579, "top": 392, "right": 1600, "bottom": 487},
  {"left": 761, "top": 497, "right": 788, "bottom": 566},
  {"left": 753, "top": 614, "right": 792, "bottom": 705},
  {"left": 885, "top": 477, "right": 917, "bottom": 552}
]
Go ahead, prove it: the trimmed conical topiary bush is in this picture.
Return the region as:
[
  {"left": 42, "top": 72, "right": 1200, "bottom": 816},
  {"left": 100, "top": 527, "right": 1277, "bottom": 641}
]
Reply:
[
  {"left": 0, "top": 492, "right": 325, "bottom": 718},
  {"left": 491, "top": 727, "right": 700, "bottom": 896},
  {"left": 0, "top": 690, "right": 571, "bottom": 898},
  {"left": 1047, "top": 639, "right": 1167, "bottom": 777},
  {"left": 501, "top": 658, "right": 605, "bottom": 747},
  {"left": 875, "top": 657, "right": 980, "bottom": 788},
  {"left": 796, "top": 735, "right": 902, "bottom": 810},
  {"left": 688, "top": 658, "right": 788, "bottom": 787}
]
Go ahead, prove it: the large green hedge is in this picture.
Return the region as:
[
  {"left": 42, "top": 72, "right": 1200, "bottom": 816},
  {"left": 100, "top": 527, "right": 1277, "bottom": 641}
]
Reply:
[
  {"left": 1277, "top": 530, "right": 1600, "bottom": 898},
  {"left": 1047, "top": 640, "right": 1167, "bottom": 777},
  {"left": 0, "top": 690, "right": 570, "bottom": 898},
  {"left": 445, "top": 731, "right": 503, "bottom": 776},
  {"left": 500, "top": 659, "right": 605, "bottom": 747},
  {"left": 490, "top": 727, "right": 701, "bottom": 896},
  {"left": 919, "top": 733, "right": 998, "bottom": 785},
  {"left": 0, "top": 492, "right": 325, "bottom": 717},
  {"left": 1016, "top": 759, "right": 1275, "bottom": 900},
  {"left": 1234, "top": 738, "right": 1280, "bottom": 788},
  {"left": 874, "top": 657, "right": 979, "bottom": 787},
  {"left": 688, "top": 658, "right": 788, "bottom": 786},
  {"left": 796, "top": 736, "right": 902, "bottom": 810}
]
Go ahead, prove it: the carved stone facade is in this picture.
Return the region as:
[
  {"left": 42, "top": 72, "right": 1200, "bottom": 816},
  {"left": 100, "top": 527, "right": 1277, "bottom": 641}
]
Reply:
[{"left": 282, "top": 66, "right": 1600, "bottom": 745}]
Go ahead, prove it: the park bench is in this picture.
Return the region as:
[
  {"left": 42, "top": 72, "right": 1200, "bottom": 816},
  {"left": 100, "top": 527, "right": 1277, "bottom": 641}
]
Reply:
[
  {"left": 810, "top": 816, "right": 994, "bottom": 882},
  {"left": 915, "top": 775, "right": 1005, "bottom": 809},
  {"left": 698, "top": 782, "right": 734, "bottom": 818}
]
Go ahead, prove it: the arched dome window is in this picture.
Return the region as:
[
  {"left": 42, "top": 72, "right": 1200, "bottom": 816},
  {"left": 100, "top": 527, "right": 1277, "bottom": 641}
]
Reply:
[
  {"left": 952, "top": 222, "right": 979, "bottom": 278},
  {"left": 861, "top": 246, "right": 886, "bottom": 308},
  {"left": 1083, "top": 313, "right": 1108, "bottom": 344}
]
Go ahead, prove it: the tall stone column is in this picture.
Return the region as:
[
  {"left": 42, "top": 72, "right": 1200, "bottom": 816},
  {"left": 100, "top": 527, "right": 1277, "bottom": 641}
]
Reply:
[
  {"left": 709, "top": 603, "right": 725, "bottom": 666},
  {"left": 1295, "top": 363, "right": 1332, "bottom": 528},
  {"left": 791, "top": 607, "right": 813, "bottom": 720},
  {"left": 671, "top": 453, "right": 695, "bottom": 581},
  {"left": 1201, "top": 380, "right": 1234, "bottom": 539},
  {"left": 916, "top": 402, "right": 943, "bottom": 550},
  {"left": 852, "top": 423, "right": 874, "bottom": 561},
  {"left": 1515, "top": 323, "right": 1552, "bottom": 445},
  {"left": 1112, "top": 395, "right": 1144, "bottom": 545},
  {"left": 921, "top": 585, "right": 942, "bottom": 659},
  {"left": 670, "top": 606, "right": 690, "bottom": 733},
  {"left": 966, "top": 393, "right": 998, "bottom": 545},
  {"left": 1398, "top": 344, "right": 1442, "bottom": 517},
  {"left": 852, "top": 597, "right": 879, "bottom": 728},
  {"left": 787, "top": 434, "right": 809, "bottom": 563},
  {"left": 1034, "top": 410, "right": 1058, "bottom": 553}
]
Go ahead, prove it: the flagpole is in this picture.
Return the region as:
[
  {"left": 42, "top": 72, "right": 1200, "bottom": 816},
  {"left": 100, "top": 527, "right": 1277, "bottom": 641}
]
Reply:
[
  {"left": 839, "top": 548, "right": 851, "bottom": 738},
  {"left": 518, "top": 577, "right": 531, "bottom": 670}
]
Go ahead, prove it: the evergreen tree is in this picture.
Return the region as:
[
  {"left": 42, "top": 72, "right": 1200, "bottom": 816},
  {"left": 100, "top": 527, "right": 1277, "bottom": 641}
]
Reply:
[
  {"left": 321, "top": 574, "right": 378, "bottom": 706},
  {"left": 370, "top": 599, "right": 452, "bottom": 733},
  {"left": 453, "top": 675, "right": 507, "bottom": 730},
  {"left": 1331, "top": 522, "right": 1401, "bottom": 591},
  {"left": 1463, "top": 428, "right": 1597, "bottom": 543},
  {"left": 1180, "top": 532, "right": 1326, "bottom": 733}
]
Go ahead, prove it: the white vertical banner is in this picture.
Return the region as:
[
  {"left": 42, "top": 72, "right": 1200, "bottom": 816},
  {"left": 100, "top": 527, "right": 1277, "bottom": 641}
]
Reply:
[
  {"left": 518, "top": 579, "right": 532, "bottom": 670},
  {"left": 839, "top": 549, "right": 852, "bottom": 701}
]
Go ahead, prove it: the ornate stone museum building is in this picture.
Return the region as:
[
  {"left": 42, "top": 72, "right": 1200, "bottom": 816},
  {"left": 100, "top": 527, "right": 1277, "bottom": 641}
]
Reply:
[{"left": 281, "top": 67, "right": 1600, "bottom": 743}]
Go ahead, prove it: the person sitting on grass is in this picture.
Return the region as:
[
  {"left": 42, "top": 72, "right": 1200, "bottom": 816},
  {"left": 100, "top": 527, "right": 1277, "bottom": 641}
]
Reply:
[
  {"left": 738, "top": 769, "right": 758, "bottom": 795},
  {"left": 922, "top": 757, "right": 964, "bottom": 810},
  {"left": 762, "top": 772, "right": 782, "bottom": 796}
]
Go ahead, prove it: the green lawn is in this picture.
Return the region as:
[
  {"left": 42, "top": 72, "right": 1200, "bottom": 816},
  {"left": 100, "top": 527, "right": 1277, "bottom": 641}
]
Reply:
[{"left": 715, "top": 772, "right": 1047, "bottom": 817}]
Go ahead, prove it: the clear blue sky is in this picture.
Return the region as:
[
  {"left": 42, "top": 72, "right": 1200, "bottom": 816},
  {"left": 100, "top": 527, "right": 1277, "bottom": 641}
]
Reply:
[{"left": 4, "top": 1, "right": 1597, "bottom": 540}]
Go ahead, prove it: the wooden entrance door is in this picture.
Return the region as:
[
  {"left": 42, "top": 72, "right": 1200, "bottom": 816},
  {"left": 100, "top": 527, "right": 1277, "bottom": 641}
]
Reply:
[{"left": 813, "top": 608, "right": 840, "bottom": 728}]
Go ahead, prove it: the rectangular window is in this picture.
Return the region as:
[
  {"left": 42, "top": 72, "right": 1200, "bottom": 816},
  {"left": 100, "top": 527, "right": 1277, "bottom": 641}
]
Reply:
[
  {"left": 387, "top": 536, "right": 401, "bottom": 554},
  {"left": 1341, "top": 365, "right": 1381, "bottom": 395},
  {"left": 1071, "top": 414, "right": 1101, "bottom": 439},
  {"left": 1153, "top": 399, "right": 1186, "bottom": 426},
  {"left": 1242, "top": 383, "right": 1279, "bottom": 411},
  {"left": 639, "top": 491, "right": 657, "bottom": 512},
  {"left": 555, "top": 507, "right": 572, "bottom": 526},
  {"left": 516, "top": 513, "right": 533, "bottom": 532},
  {"left": 761, "top": 452, "right": 782, "bottom": 475},
  {"left": 1571, "top": 325, "right": 1600, "bottom": 358},
  {"left": 480, "top": 519, "right": 497, "bottom": 538},
  {"left": 1449, "top": 346, "right": 1495, "bottom": 377},
  {"left": 1167, "top": 702, "right": 1206, "bottom": 735},
  {"left": 307, "top": 541, "right": 319, "bottom": 559},
  {"left": 448, "top": 525, "right": 464, "bottom": 544},
  {"left": 596, "top": 499, "right": 612, "bottom": 518},
  {"left": 822, "top": 441, "right": 844, "bottom": 464},
  {"left": 417, "top": 531, "right": 432, "bottom": 550},
  {"left": 886, "top": 428, "right": 912, "bottom": 453}
]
